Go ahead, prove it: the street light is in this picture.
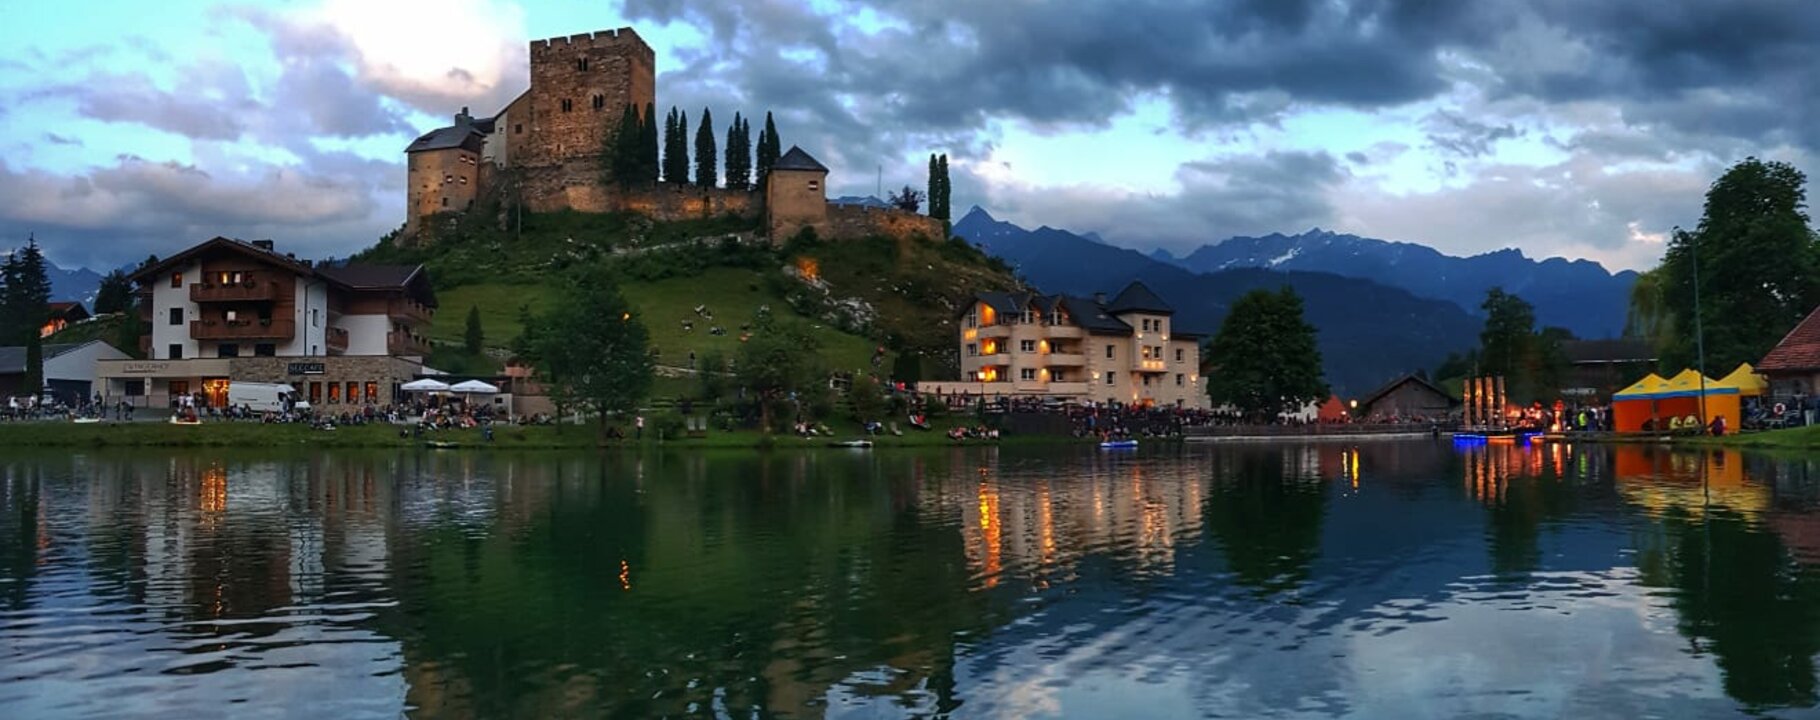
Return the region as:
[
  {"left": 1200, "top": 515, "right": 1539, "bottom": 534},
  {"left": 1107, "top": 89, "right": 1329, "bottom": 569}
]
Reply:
[{"left": 1686, "top": 225, "right": 1709, "bottom": 433}]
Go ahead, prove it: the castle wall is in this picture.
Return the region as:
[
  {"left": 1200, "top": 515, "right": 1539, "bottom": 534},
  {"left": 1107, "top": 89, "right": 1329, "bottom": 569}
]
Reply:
[
  {"left": 522, "top": 29, "right": 655, "bottom": 171},
  {"left": 621, "top": 184, "right": 760, "bottom": 222},
  {"left": 825, "top": 205, "right": 946, "bottom": 242}
]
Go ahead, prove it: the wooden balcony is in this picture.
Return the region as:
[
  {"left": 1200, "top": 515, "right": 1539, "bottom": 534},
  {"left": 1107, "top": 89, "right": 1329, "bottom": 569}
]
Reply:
[
  {"left": 389, "top": 300, "right": 434, "bottom": 325},
  {"left": 326, "top": 326, "right": 350, "bottom": 354},
  {"left": 190, "top": 318, "right": 295, "bottom": 341},
  {"left": 388, "top": 332, "right": 431, "bottom": 356},
  {"left": 191, "top": 279, "right": 284, "bottom": 303}
]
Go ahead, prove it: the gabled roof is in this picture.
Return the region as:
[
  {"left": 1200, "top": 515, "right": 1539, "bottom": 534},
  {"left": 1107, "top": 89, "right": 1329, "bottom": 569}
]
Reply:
[
  {"left": 405, "top": 124, "right": 485, "bottom": 154},
  {"left": 1104, "top": 281, "right": 1173, "bottom": 315},
  {"left": 1759, "top": 305, "right": 1820, "bottom": 373},
  {"left": 773, "top": 146, "right": 829, "bottom": 172},
  {"left": 1060, "top": 296, "right": 1133, "bottom": 335},
  {"left": 0, "top": 342, "right": 92, "bottom": 375},
  {"left": 1562, "top": 339, "right": 1656, "bottom": 364},
  {"left": 1359, "top": 373, "right": 1454, "bottom": 410},
  {"left": 47, "top": 301, "right": 87, "bottom": 319},
  {"left": 316, "top": 264, "right": 438, "bottom": 308},
  {"left": 129, "top": 237, "right": 314, "bottom": 284}
]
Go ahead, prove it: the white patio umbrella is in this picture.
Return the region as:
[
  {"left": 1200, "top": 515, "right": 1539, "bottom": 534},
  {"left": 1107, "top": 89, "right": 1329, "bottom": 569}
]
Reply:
[
  {"left": 449, "top": 379, "right": 499, "bottom": 394},
  {"left": 401, "top": 378, "right": 451, "bottom": 393}
]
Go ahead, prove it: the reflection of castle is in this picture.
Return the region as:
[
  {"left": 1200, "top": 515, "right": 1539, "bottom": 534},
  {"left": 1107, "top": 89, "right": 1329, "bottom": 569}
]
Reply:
[{"left": 404, "top": 27, "right": 942, "bottom": 244}]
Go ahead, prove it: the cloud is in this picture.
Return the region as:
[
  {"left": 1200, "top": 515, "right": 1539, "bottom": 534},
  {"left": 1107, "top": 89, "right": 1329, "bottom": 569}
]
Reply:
[
  {"left": 0, "top": 155, "right": 392, "bottom": 269},
  {"left": 1423, "top": 110, "right": 1521, "bottom": 159},
  {"left": 42, "top": 133, "right": 81, "bottom": 147},
  {"left": 30, "top": 65, "right": 255, "bottom": 141}
]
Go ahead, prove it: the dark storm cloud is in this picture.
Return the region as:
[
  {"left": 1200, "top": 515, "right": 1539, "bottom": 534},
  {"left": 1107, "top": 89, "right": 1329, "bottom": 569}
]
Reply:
[{"left": 1424, "top": 111, "right": 1522, "bottom": 159}]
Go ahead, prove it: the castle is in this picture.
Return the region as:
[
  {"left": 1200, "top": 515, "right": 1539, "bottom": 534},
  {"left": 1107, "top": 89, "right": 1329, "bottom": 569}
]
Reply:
[{"left": 404, "top": 27, "right": 941, "bottom": 244}]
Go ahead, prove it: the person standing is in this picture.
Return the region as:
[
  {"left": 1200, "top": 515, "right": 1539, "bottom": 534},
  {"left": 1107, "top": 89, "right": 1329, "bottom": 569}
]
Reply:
[{"left": 635, "top": 415, "right": 644, "bottom": 440}]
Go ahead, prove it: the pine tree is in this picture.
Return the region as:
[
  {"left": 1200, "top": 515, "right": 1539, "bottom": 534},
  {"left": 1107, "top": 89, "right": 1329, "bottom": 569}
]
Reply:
[
  {"left": 93, "top": 270, "right": 133, "bottom": 315},
  {"left": 694, "top": 108, "right": 718, "bottom": 187},
  {"left": 756, "top": 112, "right": 780, "bottom": 183},
  {"left": 9, "top": 240, "right": 52, "bottom": 394},
  {"left": 464, "top": 305, "right": 485, "bottom": 355},
  {"left": 641, "top": 102, "right": 659, "bottom": 184}
]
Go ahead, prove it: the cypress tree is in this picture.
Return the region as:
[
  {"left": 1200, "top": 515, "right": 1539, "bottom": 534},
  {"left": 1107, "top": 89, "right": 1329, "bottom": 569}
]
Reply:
[
  {"left": 927, "top": 154, "right": 939, "bottom": 216},
  {"left": 663, "top": 107, "right": 690, "bottom": 184},
  {"left": 756, "top": 112, "right": 780, "bottom": 183},
  {"left": 936, "top": 154, "right": 952, "bottom": 221},
  {"left": 695, "top": 108, "right": 717, "bottom": 187},
  {"left": 726, "top": 113, "right": 751, "bottom": 191},
  {"left": 641, "top": 102, "right": 659, "bottom": 184},
  {"left": 609, "top": 104, "right": 640, "bottom": 187}
]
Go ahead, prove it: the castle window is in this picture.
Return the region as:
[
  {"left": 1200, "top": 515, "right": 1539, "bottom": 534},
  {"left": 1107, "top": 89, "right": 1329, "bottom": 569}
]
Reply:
[
  {"left": 561, "top": 99, "right": 573, "bottom": 112},
  {"left": 578, "top": 58, "right": 589, "bottom": 71},
  {"left": 592, "top": 95, "right": 604, "bottom": 110},
  {"left": 807, "top": 180, "right": 819, "bottom": 191},
  {"left": 459, "top": 176, "right": 468, "bottom": 185},
  {"left": 445, "top": 175, "right": 454, "bottom": 183},
  {"left": 515, "top": 123, "right": 523, "bottom": 134},
  {"left": 441, "top": 197, "right": 449, "bottom": 207}
]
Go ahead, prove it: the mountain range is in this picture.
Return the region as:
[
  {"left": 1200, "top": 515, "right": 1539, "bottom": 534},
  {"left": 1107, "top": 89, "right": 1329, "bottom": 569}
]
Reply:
[
  {"left": 1151, "top": 229, "right": 1637, "bottom": 339},
  {"left": 953, "top": 207, "right": 1483, "bottom": 395}
]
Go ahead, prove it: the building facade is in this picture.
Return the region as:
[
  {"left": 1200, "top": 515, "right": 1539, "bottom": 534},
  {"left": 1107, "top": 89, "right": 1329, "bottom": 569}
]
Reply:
[
  {"left": 1759, "top": 304, "right": 1820, "bottom": 397},
  {"left": 924, "top": 282, "right": 1208, "bottom": 409},
  {"left": 97, "top": 237, "right": 437, "bottom": 408}
]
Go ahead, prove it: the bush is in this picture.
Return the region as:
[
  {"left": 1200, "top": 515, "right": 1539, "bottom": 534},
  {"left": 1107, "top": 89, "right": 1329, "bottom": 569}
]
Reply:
[{"left": 649, "top": 411, "right": 687, "bottom": 440}]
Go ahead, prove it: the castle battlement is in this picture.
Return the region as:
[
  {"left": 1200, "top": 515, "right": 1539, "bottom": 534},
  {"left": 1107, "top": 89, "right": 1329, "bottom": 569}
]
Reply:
[{"left": 528, "top": 28, "right": 654, "bottom": 61}]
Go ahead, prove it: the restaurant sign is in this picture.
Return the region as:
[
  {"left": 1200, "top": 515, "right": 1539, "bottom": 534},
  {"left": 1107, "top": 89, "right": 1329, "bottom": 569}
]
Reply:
[
  {"left": 119, "top": 362, "right": 172, "bottom": 375},
  {"left": 287, "top": 362, "right": 326, "bottom": 375}
]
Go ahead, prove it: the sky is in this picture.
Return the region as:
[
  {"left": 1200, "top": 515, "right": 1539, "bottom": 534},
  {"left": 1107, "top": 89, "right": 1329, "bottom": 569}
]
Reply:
[{"left": 1, "top": 0, "right": 1816, "bottom": 274}]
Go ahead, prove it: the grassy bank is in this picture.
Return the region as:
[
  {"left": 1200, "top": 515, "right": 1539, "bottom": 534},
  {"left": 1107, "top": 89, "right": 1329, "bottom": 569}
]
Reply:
[
  {"left": 0, "top": 419, "right": 1105, "bottom": 451},
  {"left": 1674, "top": 425, "right": 1820, "bottom": 451}
]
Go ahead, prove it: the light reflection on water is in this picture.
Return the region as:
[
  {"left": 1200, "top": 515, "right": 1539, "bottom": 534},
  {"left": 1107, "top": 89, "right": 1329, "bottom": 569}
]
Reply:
[{"left": 2, "top": 442, "right": 1820, "bottom": 718}]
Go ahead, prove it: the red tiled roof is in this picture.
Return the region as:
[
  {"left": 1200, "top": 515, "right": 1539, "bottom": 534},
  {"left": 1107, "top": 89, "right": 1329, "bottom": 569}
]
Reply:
[{"left": 1759, "top": 305, "right": 1820, "bottom": 373}]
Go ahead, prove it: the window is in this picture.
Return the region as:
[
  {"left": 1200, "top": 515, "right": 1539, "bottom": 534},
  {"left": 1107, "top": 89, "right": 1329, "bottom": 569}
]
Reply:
[
  {"left": 1105, "top": 344, "right": 1116, "bottom": 359},
  {"left": 807, "top": 180, "right": 819, "bottom": 191},
  {"left": 1052, "top": 370, "right": 1067, "bottom": 382},
  {"left": 459, "top": 176, "right": 468, "bottom": 185},
  {"left": 218, "top": 343, "right": 238, "bottom": 358},
  {"left": 1175, "top": 348, "right": 1184, "bottom": 362},
  {"left": 1141, "top": 346, "right": 1153, "bottom": 360},
  {"left": 1176, "top": 373, "right": 1184, "bottom": 387},
  {"left": 966, "top": 343, "right": 977, "bottom": 357},
  {"left": 966, "top": 311, "right": 977, "bottom": 328},
  {"left": 168, "top": 308, "right": 182, "bottom": 326},
  {"left": 255, "top": 343, "right": 276, "bottom": 357},
  {"left": 561, "top": 98, "right": 573, "bottom": 112},
  {"left": 169, "top": 380, "right": 189, "bottom": 396},
  {"left": 967, "top": 371, "right": 979, "bottom": 382},
  {"left": 514, "top": 123, "right": 524, "bottom": 134},
  {"left": 577, "top": 58, "right": 589, "bottom": 71},
  {"left": 365, "top": 382, "right": 379, "bottom": 403},
  {"left": 1105, "top": 372, "right": 1115, "bottom": 385},
  {"left": 1019, "top": 340, "right": 1036, "bottom": 353},
  {"left": 309, "top": 382, "right": 322, "bottom": 404},
  {"left": 591, "top": 94, "right": 604, "bottom": 110},
  {"left": 328, "top": 383, "right": 340, "bottom": 403},
  {"left": 168, "top": 344, "right": 183, "bottom": 360},
  {"left": 1140, "top": 319, "right": 1149, "bottom": 331},
  {"left": 346, "top": 382, "right": 359, "bottom": 403},
  {"left": 312, "top": 309, "right": 319, "bottom": 327},
  {"left": 1021, "top": 368, "right": 1037, "bottom": 381},
  {"left": 171, "top": 272, "right": 183, "bottom": 288},
  {"left": 225, "top": 310, "right": 238, "bottom": 322},
  {"left": 444, "top": 174, "right": 454, "bottom": 183},
  {"left": 442, "top": 197, "right": 449, "bottom": 207},
  {"left": 125, "top": 380, "right": 145, "bottom": 397}
]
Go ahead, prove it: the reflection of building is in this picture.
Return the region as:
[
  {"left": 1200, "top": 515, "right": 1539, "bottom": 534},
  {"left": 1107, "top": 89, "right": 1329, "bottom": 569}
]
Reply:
[
  {"left": 96, "top": 237, "right": 437, "bottom": 408},
  {"left": 929, "top": 282, "right": 1208, "bottom": 408}
]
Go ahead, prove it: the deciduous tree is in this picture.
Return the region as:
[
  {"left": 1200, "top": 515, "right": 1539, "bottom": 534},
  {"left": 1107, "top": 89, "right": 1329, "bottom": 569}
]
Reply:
[
  {"left": 888, "top": 185, "right": 923, "bottom": 213},
  {"left": 734, "top": 313, "right": 824, "bottom": 433},
  {"left": 525, "top": 270, "right": 653, "bottom": 435},
  {"left": 1204, "top": 287, "right": 1327, "bottom": 421}
]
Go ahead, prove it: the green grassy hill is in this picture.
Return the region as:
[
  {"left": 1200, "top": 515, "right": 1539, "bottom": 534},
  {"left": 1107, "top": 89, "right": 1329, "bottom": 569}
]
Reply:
[
  {"left": 354, "top": 204, "right": 1023, "bottom": 394},
  {"left": 46, "top": 313, "right": 130, "bottom": 352}
]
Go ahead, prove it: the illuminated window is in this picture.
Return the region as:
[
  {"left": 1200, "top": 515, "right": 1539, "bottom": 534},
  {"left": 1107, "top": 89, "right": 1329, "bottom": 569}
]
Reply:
[
  {"left": 170, "top": 272, "right": 183, "bottom": 288},
  {"left": 365, "top": 382, "right": 379, "bottom": 403},
  {"left": 328, "top": 383, "right": 340, "bottom": 403},
  {"left": 346, "top": 382, "right": 359, "bottom": 403}
]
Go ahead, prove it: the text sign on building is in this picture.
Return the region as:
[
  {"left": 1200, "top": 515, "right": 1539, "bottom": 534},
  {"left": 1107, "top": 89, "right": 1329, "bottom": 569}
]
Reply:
[
  {"left": 120, "top": 362, "right": 172, "bottom": 375},
  {"left": 288, "top": 362, "right": 326, "bottom": 375}
]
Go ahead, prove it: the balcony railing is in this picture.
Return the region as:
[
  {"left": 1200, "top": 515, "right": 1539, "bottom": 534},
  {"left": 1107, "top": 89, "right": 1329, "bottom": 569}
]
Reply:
[
  {"left": 1044, "top": 325, "right": 1084, "bottom": 338},
  {"left": 1044, "top": 352, "right": 1087, "bottom": 367},
  {"left": 190, "top": 279, "right": 283, "bottom": 303},
  {"left": 975, "top": 324, "right": 1012, "bottom": 339},
  {"left": 326, "top": 326, "right": 350, "bottom": 353},
  {"left": 390, "top": 301, "right": 434, "bottom": 325},
  {"left": 388, "top": 332, "right": 431, "bottom": 356},
  {"left": 190, "top": 318, "right": 295, "bottom": 341}
]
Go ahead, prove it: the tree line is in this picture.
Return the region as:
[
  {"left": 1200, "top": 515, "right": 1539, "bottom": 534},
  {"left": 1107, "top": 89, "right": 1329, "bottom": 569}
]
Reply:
[{"left": 608, "top": 105, "right": 782, "bottom": 191}]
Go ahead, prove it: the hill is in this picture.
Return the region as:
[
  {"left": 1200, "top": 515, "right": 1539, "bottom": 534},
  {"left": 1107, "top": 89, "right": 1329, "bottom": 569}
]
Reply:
[
  {"left": 352, "top": 207, "right": 1022, "bottom": 388},
  {"left": 1162, "top": 228, "right": 1636, "bottom": 339},
  {"left": 953, "top": 207, "right": 1483, "bottom": 395}
]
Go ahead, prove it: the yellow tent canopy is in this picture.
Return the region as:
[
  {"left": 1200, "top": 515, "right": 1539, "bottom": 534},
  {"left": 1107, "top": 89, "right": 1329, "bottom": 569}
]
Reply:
[
  {"left": 1719, "top": 363, "right": 1769, "bottom": 397},
  {"left": 1659, "top": 368, "right": 1735, "bottom": 396},
  {"left": 1613, "top": 373, "right": 1669, "bottom": 399}
]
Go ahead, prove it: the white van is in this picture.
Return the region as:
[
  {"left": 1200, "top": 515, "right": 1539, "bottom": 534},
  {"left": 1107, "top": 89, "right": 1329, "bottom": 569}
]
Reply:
[{"left": 227, "top": 382, "right": 295, "bottom": 413}]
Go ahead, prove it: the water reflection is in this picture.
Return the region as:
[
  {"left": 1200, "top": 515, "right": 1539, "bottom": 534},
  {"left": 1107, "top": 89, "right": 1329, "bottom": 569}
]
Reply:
[{"left": 6, "top": 444, "right": 1820, "bottom": 717}]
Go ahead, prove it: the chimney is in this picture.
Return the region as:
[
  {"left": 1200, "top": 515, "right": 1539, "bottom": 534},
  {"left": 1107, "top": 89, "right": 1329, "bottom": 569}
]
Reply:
[
  {"left": 455, "top": 107, "right": 472, "bottom": 127},
  {"left": 1093, "top": 292, "right": 1107, "bottom": 306},
  {"left": 252, "top": 239, "right": 275, "bottom": 251}
]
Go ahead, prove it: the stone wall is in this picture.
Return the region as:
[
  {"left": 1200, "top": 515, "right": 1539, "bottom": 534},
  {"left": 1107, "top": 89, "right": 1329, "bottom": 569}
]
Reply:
[
  {"left": 825, "top": 205, "right": 945, "bottom": 242},
  {"left": 522, "top": 29, "right": 655, "bottom": 169},
  {"left": 621, "top": 183, "right": 760, "bottom": 222},
  {"left": 518, "top": 163, "right": 760, "bottom": 221},
  {"left": 406, "top": 148, "right": 481, "bottom": 234}
]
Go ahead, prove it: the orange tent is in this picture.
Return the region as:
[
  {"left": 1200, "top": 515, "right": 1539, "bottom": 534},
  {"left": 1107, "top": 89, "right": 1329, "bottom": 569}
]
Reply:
[
  {"left": 1316, "top": 395, "right": 1349, "bottom": 422},
  {"left": 1611, "top": 369, "right": 1740, "bottom": 433}
]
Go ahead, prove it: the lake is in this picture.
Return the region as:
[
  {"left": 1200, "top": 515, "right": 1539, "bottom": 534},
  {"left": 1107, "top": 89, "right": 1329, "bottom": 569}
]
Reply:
[{"left": 5, "top": 441, "right": 1820, "bottom": 718}]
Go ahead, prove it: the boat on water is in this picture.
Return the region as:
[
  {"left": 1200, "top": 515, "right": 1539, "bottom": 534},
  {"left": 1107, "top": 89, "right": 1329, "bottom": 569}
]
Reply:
[
  {"left": 829, "top": 439, "right": 874, "bottom": 449},
  {"left": 425, "top": 440, "right": 462, "bottom": 450},
  {"left": 1099, "top": 439, "right": 1138, "bottom": 450}
]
